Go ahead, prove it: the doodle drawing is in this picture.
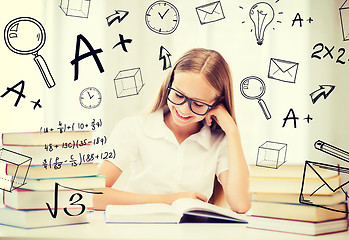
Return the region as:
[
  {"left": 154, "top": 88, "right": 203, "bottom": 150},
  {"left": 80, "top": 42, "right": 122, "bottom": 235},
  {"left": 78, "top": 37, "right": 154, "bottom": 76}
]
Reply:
[
  {"left": 309, "top": 85, "right": 335, "bottom": 104},
  {"left": 268, "top": 58, "right": 299, "bottom": 83},
  {"left": 159, "top": 46, "right": 172, "bottom": 70},
  {"left": 340, "top": 0, "right": 349, "bottom": 41},
  {"left": 59, "top": 0, "right": 91, "bottom": 18},
  {"left": 112, "top": 34, "right": 132, "bottom": 52},
  {"left": 79, "top": 87, "right": 102, "bottom": 109},
  {"left": 195, "top": 1, "right": 225, "bottom": 25},
  {"left": 256, "top": 141, "right": 287, "bottom": 169},
  {"left": 314, "top": 140, "right": 349, "bottom": 163},
  {"left": 4, "top": 17, "right": 55, "bottom": 88},
  {"left": 249, "top": 2, "right": 274, "bottom": 45},
  {"left": 114, "top": 68, "right": 144, "bottom": 98},
  {"left": 46, "top": 182, "right": 102, "bottom": 218},
  {"left": 145, "top": 1, "right": 180, "bottom": 35},
  {"left": 0, "top": 148, "right": 32, "bottom": 193},
  {"left": 240, "top": 76, "right": 271, "bottom": 120},
  {"left": 299, "top": 160, "right": 349, "bottom": 213},
  {"left": 106, "top": 10, "right": 129, "bottom": 26}
]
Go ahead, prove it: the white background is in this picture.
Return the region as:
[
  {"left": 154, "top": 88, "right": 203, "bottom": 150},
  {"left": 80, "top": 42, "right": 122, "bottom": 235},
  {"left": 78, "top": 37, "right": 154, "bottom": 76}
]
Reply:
[{"left": 0, "top": 0, "right": 348, "bottom": 168}]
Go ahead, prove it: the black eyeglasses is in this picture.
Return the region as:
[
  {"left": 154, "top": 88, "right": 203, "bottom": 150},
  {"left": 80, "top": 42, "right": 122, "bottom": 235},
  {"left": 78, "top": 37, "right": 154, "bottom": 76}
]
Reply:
[{"left": 167, "top": 87, "right": 215, "bottom": 116}]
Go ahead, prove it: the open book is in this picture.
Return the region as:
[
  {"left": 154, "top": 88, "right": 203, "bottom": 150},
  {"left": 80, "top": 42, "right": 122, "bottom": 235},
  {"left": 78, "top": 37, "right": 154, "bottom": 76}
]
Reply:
[{"left": 105, "top": 198, "right": 247, "bottom": 223}]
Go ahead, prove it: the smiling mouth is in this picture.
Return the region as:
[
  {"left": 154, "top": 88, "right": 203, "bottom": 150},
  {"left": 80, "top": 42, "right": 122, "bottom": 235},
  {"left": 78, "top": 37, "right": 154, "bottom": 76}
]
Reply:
[{"left": 175, "top": 108, "right": 192, "bottom": 120}]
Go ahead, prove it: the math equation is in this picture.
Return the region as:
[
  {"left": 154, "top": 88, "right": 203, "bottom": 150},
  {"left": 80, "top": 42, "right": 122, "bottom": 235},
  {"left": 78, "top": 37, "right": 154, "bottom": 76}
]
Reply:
[
  {"left": 44, "top": 135, "right": 107, "bottom": 152},
  {"left": 40, "top": 118, "right": 103, "bottom": 133},
  {"left": 43, "top": 149, "right": 116, "bottom": 170}
]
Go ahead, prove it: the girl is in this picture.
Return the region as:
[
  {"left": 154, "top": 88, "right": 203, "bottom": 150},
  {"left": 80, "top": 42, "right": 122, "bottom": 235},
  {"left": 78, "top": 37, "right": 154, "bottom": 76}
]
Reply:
[{"left": 93, "top": 48, "right": 251, "bottom": 213}]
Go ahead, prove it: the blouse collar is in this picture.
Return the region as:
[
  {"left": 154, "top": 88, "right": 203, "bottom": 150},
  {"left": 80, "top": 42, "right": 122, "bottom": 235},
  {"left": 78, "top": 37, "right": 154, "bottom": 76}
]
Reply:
[{"left": 144, "top": 107, "right": 212, "bottom": 150}]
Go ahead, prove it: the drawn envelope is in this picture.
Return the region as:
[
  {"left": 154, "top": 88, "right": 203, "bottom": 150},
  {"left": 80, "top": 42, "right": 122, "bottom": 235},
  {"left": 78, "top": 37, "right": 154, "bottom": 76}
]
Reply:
[
  {"left": 268, "top": 58, "right": 299, "bottom": 83},
  {"left": 299, "top": 160, "right": 349, "bottom": 214},
  {"left": 196, "top": 1, "right": 225, "bottom": 25}
]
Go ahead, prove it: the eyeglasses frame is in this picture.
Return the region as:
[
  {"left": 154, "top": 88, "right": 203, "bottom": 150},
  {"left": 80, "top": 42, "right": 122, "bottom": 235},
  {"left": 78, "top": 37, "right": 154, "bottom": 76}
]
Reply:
[
  {"left": 167, "top": 87, "right": 216, "bottom": 116},
  {"left": 166, "top": 69, "right": 220, "bottom": 116}
]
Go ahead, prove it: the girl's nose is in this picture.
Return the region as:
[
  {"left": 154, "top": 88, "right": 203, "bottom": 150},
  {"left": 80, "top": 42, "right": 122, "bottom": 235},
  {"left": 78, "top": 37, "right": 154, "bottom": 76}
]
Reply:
[{"left": 178, "top": 101, "right": 191, "bottom": 114}]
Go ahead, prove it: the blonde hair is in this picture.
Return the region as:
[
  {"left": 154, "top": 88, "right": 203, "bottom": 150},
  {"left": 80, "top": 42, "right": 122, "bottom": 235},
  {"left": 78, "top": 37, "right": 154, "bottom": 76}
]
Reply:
[{"left": 151, "top": 48, "right": 236, "bottom": 129}]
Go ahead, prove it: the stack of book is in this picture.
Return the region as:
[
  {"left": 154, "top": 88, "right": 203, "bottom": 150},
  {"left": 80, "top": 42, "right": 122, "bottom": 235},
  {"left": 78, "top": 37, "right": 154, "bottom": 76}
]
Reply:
[
  {"left": 0, "top": 131, "right": 106, "bottom": 228},
  {"left": 247, "top": 164, "right": 348, "bottom": 236}
]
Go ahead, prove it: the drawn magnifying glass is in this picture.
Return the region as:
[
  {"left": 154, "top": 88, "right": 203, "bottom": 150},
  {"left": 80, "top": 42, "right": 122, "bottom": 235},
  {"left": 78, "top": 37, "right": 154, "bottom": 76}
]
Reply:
[
  {"left": 4, "top": 17, "right": 55, "bottom": 88},
  {"left": 240, "top": 76, "right": 271, "bottom": 120}
]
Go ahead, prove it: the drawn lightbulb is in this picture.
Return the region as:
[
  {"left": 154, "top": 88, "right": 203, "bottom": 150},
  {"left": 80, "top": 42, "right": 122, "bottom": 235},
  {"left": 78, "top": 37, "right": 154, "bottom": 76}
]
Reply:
[{"left": 249, "top": 2, "right": 274, "bottom": 45}]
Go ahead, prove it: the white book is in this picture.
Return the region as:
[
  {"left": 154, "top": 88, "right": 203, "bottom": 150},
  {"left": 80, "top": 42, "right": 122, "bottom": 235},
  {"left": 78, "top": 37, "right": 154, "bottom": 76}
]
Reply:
[{"left": 105, "top": 198, "right": 247, "bottom": 224}]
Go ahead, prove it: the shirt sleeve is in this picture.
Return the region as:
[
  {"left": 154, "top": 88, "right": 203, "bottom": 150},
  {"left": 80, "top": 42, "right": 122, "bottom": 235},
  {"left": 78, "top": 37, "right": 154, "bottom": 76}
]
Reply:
[
  {"left": 216, "top": 135, "right": 229, "bottom": 177},
  {"left": 106, "top": 117, "right": 139, "bottom": 172}
]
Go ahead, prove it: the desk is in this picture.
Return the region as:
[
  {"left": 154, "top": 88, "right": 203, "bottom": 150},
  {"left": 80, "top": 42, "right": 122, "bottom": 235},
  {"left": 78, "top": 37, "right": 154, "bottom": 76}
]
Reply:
[{"left": 0, "top": 211, "right": 348, "bottom": 240}]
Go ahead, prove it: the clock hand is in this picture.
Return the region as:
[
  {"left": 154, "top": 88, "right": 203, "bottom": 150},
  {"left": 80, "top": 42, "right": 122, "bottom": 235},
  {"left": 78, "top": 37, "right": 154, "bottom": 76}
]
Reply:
[
  {"left": 158, "top": 9, "right": 169, "bottom": 19},
  {"left": 87, "top": 92, "right": 94, "bottom": 99}
]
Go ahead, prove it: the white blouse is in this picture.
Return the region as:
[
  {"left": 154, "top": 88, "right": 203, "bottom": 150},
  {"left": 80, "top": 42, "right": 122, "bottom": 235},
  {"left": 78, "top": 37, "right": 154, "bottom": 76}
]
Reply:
[{"left": 107, "top": 108, "right": 229, "bottom": 199}]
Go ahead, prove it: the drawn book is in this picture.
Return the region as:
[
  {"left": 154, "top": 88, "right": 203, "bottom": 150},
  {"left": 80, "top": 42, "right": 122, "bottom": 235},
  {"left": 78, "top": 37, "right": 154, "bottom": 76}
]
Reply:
[
  {"left": 3, "top": 188, "right": 93, "bottom": 210},
  {"left": 247, "top": 215, "right": 349, "bottom": 236},
  {"left": 6, "top": 162, "right": 99, "bottom": 179},
  {"left": 2, "top": 130, "right": 93, "bottom": 146},
  {"left": 17, "top": 175, "right": 106, "bottom": 191},
  {"left": 105, "top": 198, "right": 247, "bottom": 224},
  {"left": 251, "top": 201, "right": 347, "bottom": 222},
  {"left": 0, "top": 206, "right": 88, "bottom": 229}
]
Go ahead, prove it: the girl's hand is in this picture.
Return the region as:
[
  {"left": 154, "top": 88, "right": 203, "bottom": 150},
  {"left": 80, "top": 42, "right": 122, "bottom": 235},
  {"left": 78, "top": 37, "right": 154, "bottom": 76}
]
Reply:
[
  {"left": 205, "top": 104, "right": 237, "bottom": 134},
  {"left": 167, "top": 191, "right": 208, "bottom": 204}
]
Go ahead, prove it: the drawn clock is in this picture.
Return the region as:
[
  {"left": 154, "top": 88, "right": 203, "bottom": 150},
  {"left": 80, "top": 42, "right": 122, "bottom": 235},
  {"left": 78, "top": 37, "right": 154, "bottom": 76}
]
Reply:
[
  {"left": 145, "top": 1, "right": 180, "bottom": 35},
  {"left": 79, "top": 87, "right": 102, "bottom": 109}
]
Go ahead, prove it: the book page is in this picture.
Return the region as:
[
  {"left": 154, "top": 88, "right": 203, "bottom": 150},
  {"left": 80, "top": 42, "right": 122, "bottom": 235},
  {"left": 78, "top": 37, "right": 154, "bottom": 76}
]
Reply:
[
  {"left": 106, "top": 203, "right": 179, "bottom": 216},
  {"left": 172, "top": 198, "right": 246, "bottom": 221},
  {"left": 105, "top": 203, "right": 182, "bottom": 223}
]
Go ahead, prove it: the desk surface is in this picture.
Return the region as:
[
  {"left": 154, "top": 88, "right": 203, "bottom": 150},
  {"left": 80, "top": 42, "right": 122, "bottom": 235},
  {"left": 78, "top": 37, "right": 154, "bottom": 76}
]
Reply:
[{"left": 0, "top": 211, "right": 348, "bottom": 240}]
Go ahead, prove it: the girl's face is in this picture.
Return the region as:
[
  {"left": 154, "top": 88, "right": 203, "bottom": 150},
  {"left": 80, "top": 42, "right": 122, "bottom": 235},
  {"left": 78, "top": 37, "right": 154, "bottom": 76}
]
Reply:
[{"left": 167, "top": 71, "right": 219, "bottom": 128}]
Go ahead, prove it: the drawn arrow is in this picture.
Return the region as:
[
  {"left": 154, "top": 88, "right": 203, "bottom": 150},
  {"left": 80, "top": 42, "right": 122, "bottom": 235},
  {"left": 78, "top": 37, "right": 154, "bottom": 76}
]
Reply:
[
  {"left": 106, "top": 10, "right": 129, "bottom": 26},
  {"left": 309, "top": 85, "right": 335, "bottom": 104},
  {"left": 159, "top": 46, "right": 172, "bottom": 70}
]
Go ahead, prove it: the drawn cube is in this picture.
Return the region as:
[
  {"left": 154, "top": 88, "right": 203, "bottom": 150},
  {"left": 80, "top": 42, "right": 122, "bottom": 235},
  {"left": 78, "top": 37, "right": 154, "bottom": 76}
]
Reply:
[
  {"left": 0, "top": 148, "right": 32, "bottom": 192},
  {"left": 256, "top": 141, "right": 287, "bottom": 169},
  {"left": 59, "top": 0, "right": 91, "bottom": 18},
  {"left": 340, "top": 0, "right": 349, "bottom": 41},
  {"left": 114, "top": 68, "right": 145, "bottom": 98}
]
